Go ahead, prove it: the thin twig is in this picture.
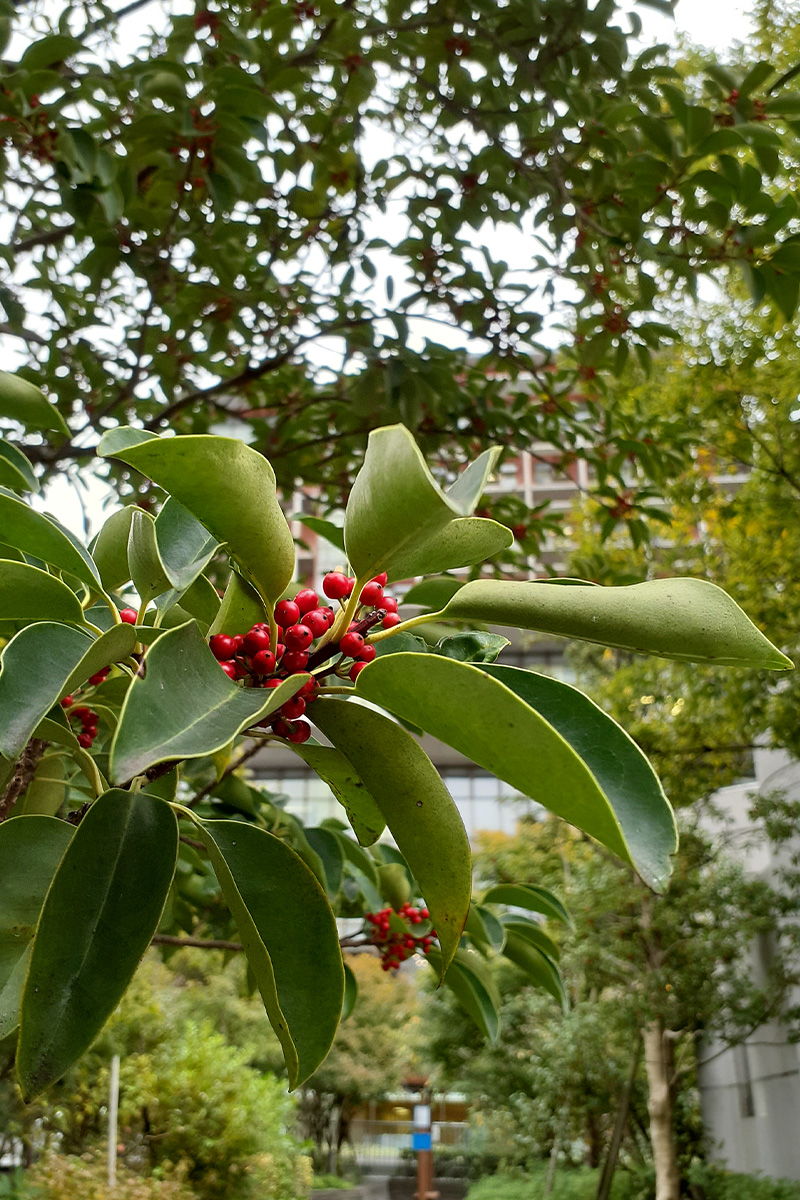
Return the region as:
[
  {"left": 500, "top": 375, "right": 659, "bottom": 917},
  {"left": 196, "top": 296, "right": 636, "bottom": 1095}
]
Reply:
[{"left": 0, "top": 739, "right": 48, "bottom": 822}]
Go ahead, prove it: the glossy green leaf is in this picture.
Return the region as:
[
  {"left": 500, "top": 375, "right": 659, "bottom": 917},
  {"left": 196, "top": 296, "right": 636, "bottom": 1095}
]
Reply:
[
  {"left": 98, "top": 431, "right": 295, "bottom": 605},
  {"left": 128, "top": 510, "right": 172, "bottom": 606},
  {"left": 311, "top": 697, "right": 471, "bottom": 974},
  {"left": 17, "top": 790, "right": 178, "bottom": 1099},
  {"left": 500, "top": 914, "right": 561, "bottom": 962},
  {"left": 0, "top": 487, "right": 101, "bottom": 590},
  {"left": 0, "top": 816, "right": 74, "bottom": 1040},
  {"left": 0, "top": 563, "right": 84, "bottom": 626},
  {"left": 0, "top": 622, "right": 137, "bottom": 759},
  {"left": 481, "top": 883, "right": 572, "bottom": 927},
  {"left": 157, "top": 572, "right": 220, "bottom": 628},
  {"left": 208, "top": 571, "right": 267, "bottom": 636},
  {"left": 473, "top": 903, "right": 507, "bottom": 950},
  {"left": 90, "top": 506, "right": 145, "bottom": 592},
  {"left": 155, "top": 498, "right": 220, "bottom": 591},
  {"left": 19, "top": 753, "right": 68, "bottom": 816},
  {"left": 434, "top": 632, "right": 509, "bottom": 663},
  {"left": 199, "top": 819, "right": 344, "bottom": 1088},
  {"left": 110, "top": 621, "right": 306, "bottom": 782},
  {"left": 0, "top": 439, "right": 38, "bottom": 493},
  {"left": 355, "top": 654, "right": 677, "bottom": 891},
  {"left": 290, "top": 743, "right": 385, "bottom": 845},
  {"left": 344, "top": 425, "right": 511, "bottom": 583},
  {"left": 502, "top": 931, "right": 567, "bottom": 1010},
  {"left": 443, "top": 578, "right": 792, "bottom": 670},
  {"left": 402, "top": 576, "right": 466, "bottom": 608},
  {"left": 297, "top": 515, "right": 346, "bottom": 553},
  {"left": 426, "top": 947, "right": 501, "bottom": 1040},
  {"left": 333, "top": 830, "right": 383, "bottom": 910},
  {"left": 342, "top": 962, "right": 357, "bottom": 1021},
  {"left": 0, "top": 372, "right": 69, "bottom": 436},
  {"left": 94, "top": 427, "right": 157, "bottom": 455},
  {"left": 304, "top": 826, "right": 344, "bottom": 897}
]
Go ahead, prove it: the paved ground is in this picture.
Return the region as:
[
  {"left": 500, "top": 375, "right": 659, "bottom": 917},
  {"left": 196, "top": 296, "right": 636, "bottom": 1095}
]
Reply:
[{"left": 363, "top": 1177, "right": 391, "bottom": 1199}]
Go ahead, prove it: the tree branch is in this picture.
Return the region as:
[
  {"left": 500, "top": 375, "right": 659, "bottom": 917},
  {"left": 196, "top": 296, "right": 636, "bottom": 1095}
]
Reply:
[{"left": 0, "top": 738, "right": 48, "bottom": 822}]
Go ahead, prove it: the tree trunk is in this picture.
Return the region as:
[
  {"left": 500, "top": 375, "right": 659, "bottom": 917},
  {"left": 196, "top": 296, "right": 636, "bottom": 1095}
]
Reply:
[
  {"left": 643, "top": 1021, "right": 680, "bottom": 1200},
  {"left": 596, "top": 1037, "right": 642, "bottom": 1200}
]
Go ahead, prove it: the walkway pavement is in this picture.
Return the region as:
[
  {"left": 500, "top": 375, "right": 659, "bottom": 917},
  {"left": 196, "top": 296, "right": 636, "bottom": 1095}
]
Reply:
[{"left": 364, "top": 1176, "right": 391, "bottom": 1199}]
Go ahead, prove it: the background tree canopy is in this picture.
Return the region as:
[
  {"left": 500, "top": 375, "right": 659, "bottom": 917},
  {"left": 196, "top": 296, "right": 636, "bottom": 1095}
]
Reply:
[{"left": 4, "top": 0, "right": 800, "bottom": 544}]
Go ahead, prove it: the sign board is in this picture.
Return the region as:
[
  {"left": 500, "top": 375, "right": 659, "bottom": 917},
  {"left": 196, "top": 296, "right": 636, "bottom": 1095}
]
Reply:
[
  {"left": 413, "top": 1105, "right": 431, "bottom": 1128},
  {"left": 412, "top": 1132, "right": 432, "bottom": 1152}
]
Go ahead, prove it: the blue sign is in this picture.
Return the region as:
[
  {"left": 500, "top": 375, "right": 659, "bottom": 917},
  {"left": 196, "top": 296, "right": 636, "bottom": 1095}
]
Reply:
[{"left": 412, "top": 1133, "right": 432, "bottom": 1152}]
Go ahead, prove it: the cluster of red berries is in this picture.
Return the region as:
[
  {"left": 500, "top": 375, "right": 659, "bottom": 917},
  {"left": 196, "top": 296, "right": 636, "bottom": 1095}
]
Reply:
[
  {"left": 205, "top": 573, "right": 402, "bottom": 741},
  {"left": 365, "top": 905, "right": 437, "bottom": 971},
  {"left": 61, "top": 698, "right": 100, "bottom": 749}
]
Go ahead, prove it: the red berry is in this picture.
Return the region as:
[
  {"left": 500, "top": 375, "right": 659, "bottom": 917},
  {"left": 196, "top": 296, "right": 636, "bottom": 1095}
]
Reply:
[
  {"left": 77, "top": 732, "right": 93, "bottom": 748},
  {"left": 119, "top": 608, "right": 138, "bottom": 624},
  {"left": 350, "top": 662, "right": 367, "bottom": 681},
  {"left": 209, "top": 634, "right": 236, "bottom": 660},
  {"left": 344, "top": 577, "right": 355, "bottom": 596},
  {"left": 275, "top": 600, "right": 300, "bottom": 627},
  {"left": 359, "top": 644, "right": 377, "bottom": 663},
  {"left": 72, "top": 707, "right": 90, "bottom": 720},
  {"left": 60, "top": 695, "right": 73, "bottom": 708},
  {"left": 297, "top": 678, "right": 317, "bottom": 698},
  {"left": 272, "top": 718, "right": 293, "bottom": 738},
  {"left": 382, "top": 613, "right": 402, "bottom": 629},
  {"left": 360, "top": 581, "right": 384, "bottom": 607},
  {"left": 294, "top": 588, "right": 319, "bottom": 613},
  {"left": 284, "top": 623, "right": 313, "bottom": 651},
  {"left": 287, "top": 720, "right": 311, "bottom": 744},
  {"left": 420, "top": 908, "right": 429, "bottom": 919},
  {"left": 264, "top": 678, "right": 283, "bottom": 689},
  {"left": 281, "top": 695, "right": 306, "bottom": 720},
  {"left": 340, "top": 631, "right": 365, "bottom": 657},
  {"left": 382, "top": 596, "right": 398, "bottom": 613},
  {"left": 232, "top": 635, "right": 245, "bottom": 653},
  {"left": 220, "top": 662, "right": 237, "bottom": 678},
  {"left": 301, "top": 610, "right": 329, "bottom": 638},
  {"left": 82, "top": 710, "right": 99, "bottom": 727},
  {"left": 242, "top": 628, "right": 271, "bottom": 656},
  {"left": 251, "top": 649, "right": 277, "bottom": 675},
  {"left": 322, "top": 572, "right": 350, "bottom": 599},
  {"left": 82, "top": 725, "right": 98, "bottom": 739},
  {"left": 282, "top": 649, "right": 309, "bottom": 673},
  {"left": 373, "top": 572, "right": 388, "bottom": 586},
  {"left": 276, "top": 643, "right": 285, "bottom": 660},
  {"left": 88, "top": 668, "right": 109, "bottom": 686},
  {"left": 319, "top": 607, "right": 336, "bottom": 627}
]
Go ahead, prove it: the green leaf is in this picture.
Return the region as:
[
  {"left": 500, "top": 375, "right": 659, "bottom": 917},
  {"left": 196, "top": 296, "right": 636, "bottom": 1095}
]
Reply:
[
  {"left": 434, "top": 632, "right": 509, "bottom": 663},
  {"left": 0, "top": 816, "right": 74, "bottom": 1040},
  {"left": 19, "top": 753, "right": 69, "bottom": 816},
  {"left": 110, "top": 622, "right": 307, "bottom": 782},
  {"left": 297, "top": 515, "right": 346, "bottom": 553},
  {"left": 502, "top": 931, "right": 567, "bottom": 1009},
  {"left": 198, "top": 820, "right": 344, "bottom": 1088},
  {"left": 402, "top": 576, "right": 466, "bottom": 608},
  {"left": 0, "top": 622, "right": 137, "bottom": 759},
  {"left": 128, "top": 510, "right": 173, "bottom": 606},
  {"left": 499, "top": 914, "right": 561, "bottom": 962},
  {"left": 0, "top": 487, "right": 101, "bottom": 590},
  {"left": 0, "top": 563, "right": 84, "bottom": 626},
  {"left": 98, "top": 432, "right": 295, "bottom": 606},
  {"left": 426, "top": 947, "right": 501, "bottom": 1040},
  {"left": 155, "top": 498, "right": 219, "bottom": 590},
  {"left": 289, "top": 743, "right": 385, "bottom": 845},
  {"left": 0, "top": 372, "right": 69, "bottom": 436},
  {"left": 473, "top": 903, "right": 506, "bottom": 950},
  {"left": 304, "top": 826, "right": 344, "bottom": 897},
  {"left": 481, "top": 883, "right": 572, "bottom": 927},
  {"left": 157, "top": 572, "right": 220, "bottom": 628},
  {"left": 334, "top": 831, "right": 383, "bottom": 910},
  {"left": 311, "top": 698, "right": 471, "bottom": 974},
  {"left": 208, "top": 571, "right": 267, "bottom": 636},
  {"left": 90, "top": 507, "right": 145, "bottom": 592},
  {"left": 21, "top": 33, "right": 81, "bottom": 70},
  {"left": 355, "top": 655, "right": 677, "bottom": 892},
  {"left": 0, "top": 439, "right": 38, "bottom": 493},
  {"left": 17, "top": 790, "right": 178, "bottom": 1099},
  {"left": 344, "top": 425, "right": 511, "bottom": 583},
  {"left": 342, "top": 962, "right": 357, "bottom": 1021},
  {"left": 442, "top": 578, "right": 793, "bottom": 669}
]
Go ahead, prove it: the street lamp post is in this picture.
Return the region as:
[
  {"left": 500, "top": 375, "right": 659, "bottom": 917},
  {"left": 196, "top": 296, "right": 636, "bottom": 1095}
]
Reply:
[{"left": 412, "top": 1096, "right": 439, "bottom": 1200}]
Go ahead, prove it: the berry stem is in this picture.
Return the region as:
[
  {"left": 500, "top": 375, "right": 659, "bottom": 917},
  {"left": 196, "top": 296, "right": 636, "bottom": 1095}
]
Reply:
[
  {"left": 366, "top": 608, "right": 447, "bottom": 642},
  {"left": 321, "top": 578, "right": 366, "bottom": 648}
]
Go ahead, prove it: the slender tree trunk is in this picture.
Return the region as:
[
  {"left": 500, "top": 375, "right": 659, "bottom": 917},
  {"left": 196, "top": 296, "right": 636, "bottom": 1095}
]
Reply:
[
  {"left": 596, "top": 1037, "right": 642, "bottom": 1200},
  {"left": 643, "top": 1021, "right": 680, "bottom": 1200}
]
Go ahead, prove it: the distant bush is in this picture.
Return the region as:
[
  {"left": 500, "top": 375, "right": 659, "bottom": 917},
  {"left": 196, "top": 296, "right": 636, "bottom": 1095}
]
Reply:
[
  {"left": 311, "top": 1176, "right": 353, "bottom": 1190},
  {"left": 20, "top": 1153, "right": 194, "bottom": 1200},
  {"left": 688, "top": 1163, "right": 800, "bottom": 1200},
  {"left": 465, "top": 1166, "right": 644, "bottom": 1200}
]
